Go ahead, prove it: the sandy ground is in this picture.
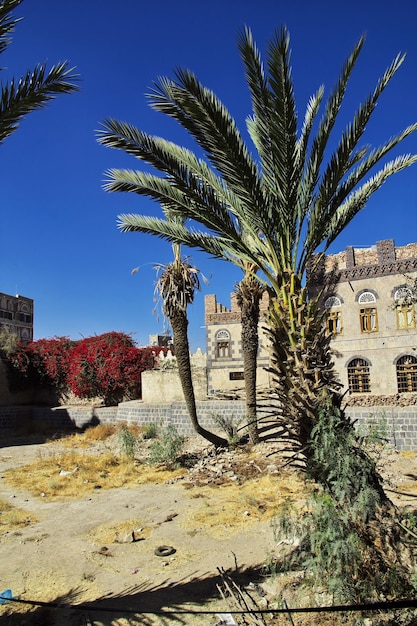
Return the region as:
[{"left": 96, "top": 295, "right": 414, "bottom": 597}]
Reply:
[{"left": 0, "top": 435, "right": 416, "bottom": 626}]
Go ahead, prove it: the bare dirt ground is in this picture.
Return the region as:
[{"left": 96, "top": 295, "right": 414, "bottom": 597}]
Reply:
[{"left": 0, "top": 432, "right": 416, "bottom": 626}]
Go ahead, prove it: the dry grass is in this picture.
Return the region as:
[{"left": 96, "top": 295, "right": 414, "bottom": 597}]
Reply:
[
  {"left": 0, "top": 497, "right": 38, "bottom": 534},
  {"left": 3, "top": 449, "right": 185, "bottom": 501},
  {"left": 88, "top": 518, "right": 153, "bottom": 545},
  {"left": 181, "top": 472, "right": 311, "bottom": 539},
  {"left": 59, "top": 423, "right": 117, "bottom": 448}
]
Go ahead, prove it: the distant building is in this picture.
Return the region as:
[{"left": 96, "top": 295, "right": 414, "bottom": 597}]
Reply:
[
  {"left": 204, "top": 239, "right": 417, "bottom": 400},
  {"left": 0, "top": 292, "right": 34, "bottom": 344},
  {"left": 204, "top": 291, "right": 271, "bottom": 396},
  {"left": 149, "top": 333, "right": 173, "bottom": 348}
]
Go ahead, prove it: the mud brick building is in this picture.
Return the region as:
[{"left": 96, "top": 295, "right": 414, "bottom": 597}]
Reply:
[{"left": 310, "top": 239, "right": 417, "bottom": 398}]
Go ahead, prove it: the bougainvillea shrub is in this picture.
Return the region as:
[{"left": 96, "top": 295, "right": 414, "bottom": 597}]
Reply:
[
  {"left": 5, "top": 332, "right": 164, "bottom": 405},
  {"left": 67, "top": 332, "right": 157, "bottom": 406},
  {"left": 6, "top": 336, "right": 76, "bottom": 393},
  {"left": 28, "top": 337, "right": 76, "bottom": 391}
]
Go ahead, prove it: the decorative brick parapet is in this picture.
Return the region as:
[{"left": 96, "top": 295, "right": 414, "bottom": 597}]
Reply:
[
  {"left": 337, "top": 257, "right": 417, "bottom": 283},
  {"left": 309, "top": 239, "right": 417, "bottom": 287},
  {"left": 205, "top": 291, "right": 269, "bottom": 325}
]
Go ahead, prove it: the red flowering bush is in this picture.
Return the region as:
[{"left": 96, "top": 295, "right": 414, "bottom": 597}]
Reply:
[
  {"left": 67, "top": 332, "right": 156, "bottom": 406},
  {"left": 29, "top": 337, "right": 76, "bottom": 391},
  {"left": 5, "top": 332, "right": 159, "bottom": 405},
  {"left": 7, "top": 336, "right": 76, "bottom": 393}
]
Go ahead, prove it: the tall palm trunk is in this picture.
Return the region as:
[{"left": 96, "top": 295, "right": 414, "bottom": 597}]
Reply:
[
  {"left": 235, "top": 273, "right": 264, "bottom": 444},
  {"left": 265, "top": 270, "right": 339, "bottom": 457},
  {"left": 157, "top": 249, "right": 227, "bottom": 448},
  {"left": 170, "top": 306, "right": 227, "bottom": 447}
]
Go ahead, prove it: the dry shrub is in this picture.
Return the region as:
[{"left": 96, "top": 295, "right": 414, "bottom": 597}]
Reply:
[{"left": 83, "top": 423, "right": 116, "bottom": 441}]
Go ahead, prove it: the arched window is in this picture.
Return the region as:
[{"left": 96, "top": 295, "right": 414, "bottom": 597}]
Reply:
[
  {"left": 357, "top": 292, "right": 378, "bottom": 333},
  {"left": 324, "top": 295, "right": 343, "bottom": 335},
  {"left": 347, "top": 358, "right": 371, "bottom": 393},
  {"left": 358, "top": 291, "right": 377, "bottom": 304},
  {"left": 215, "top": 329, "right": 231, "bottom": 358},
  {"left": 397, "top": 355, "right": 417, "bottom": 393},
  {"left": 394, "top": 287, "right": 415, "bottom": 330},
  {"left": 324, "top": 296, "right": 342, "bottom": 309}
]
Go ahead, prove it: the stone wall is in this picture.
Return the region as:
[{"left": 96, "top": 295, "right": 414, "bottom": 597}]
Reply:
[
  {"left": 141, "top": 349, "right": 208, "bottom": 403},
  {"left": 1, "top": 401, "right": 416, "bottom": 450}
]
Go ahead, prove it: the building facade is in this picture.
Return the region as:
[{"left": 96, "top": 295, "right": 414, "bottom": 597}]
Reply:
[
  {"left": 312, "top": 239, "right": 417, "bottom": 398},
  {"left": 0, "top": 292, "right": 34, "bottom": 344},
  {"left": 204, "top": 239, "right": 417, "bottom": 401}
]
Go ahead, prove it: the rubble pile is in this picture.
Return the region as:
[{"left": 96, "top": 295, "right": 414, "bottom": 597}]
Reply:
[{"left": 175, "top": 443, "right": 282, "bottom": 487}]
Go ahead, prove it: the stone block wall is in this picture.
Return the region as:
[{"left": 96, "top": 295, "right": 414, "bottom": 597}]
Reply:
[
  {"left": 1, "top": 401, "right": 416, "bottom": 450},
  {"left": 348, "top": 405, "right": 417, "bottom": 451}
]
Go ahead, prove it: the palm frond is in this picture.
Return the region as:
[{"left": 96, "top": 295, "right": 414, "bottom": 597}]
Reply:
[
  {"left": 0, "top": 62, "right": 79, "bottom": 143},
  {"left": 316, "top": 51, "right": 406, "bottom": 214},
  {"left": 156, "top": 257, "right": 201, "bottom": 315},
  {"left": 293, "top": 87, "right": 325, "bottom": 247},
  {"left": 105, "top": 168, "right": 242, "bottom": 241},
  {"left": 99, "top": 123, "right": 270, "bottom": 246},
  {"left": 147, "top": 69, "right": 271, "bottom": 228},
  {"left": 299, "top": 36, "right": 365, "bottom": 226},
  {"left": 117, "top": 213, "right": 266, "bottom": 270},
  {"left": 0, "top": 0, "right": 22, "bottom": 57}
]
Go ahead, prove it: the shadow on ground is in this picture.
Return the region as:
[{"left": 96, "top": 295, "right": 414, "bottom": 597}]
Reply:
[{"left": 1, "top": 565, "right": 266, "bottom": 625}]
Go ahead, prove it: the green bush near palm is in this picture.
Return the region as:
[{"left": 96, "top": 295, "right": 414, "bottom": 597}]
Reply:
[{"left": 148, "top": 425, "right": 185, "bottom": 467}]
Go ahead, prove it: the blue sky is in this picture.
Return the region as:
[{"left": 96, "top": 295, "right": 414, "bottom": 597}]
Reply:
[{"left": 1, "top": 0, "right": 416, "bottom": 351}]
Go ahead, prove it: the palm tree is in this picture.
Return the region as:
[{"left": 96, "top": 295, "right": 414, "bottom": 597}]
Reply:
[
  {"left": 98, "top": 125, "right": 266, "bottom": 445},
  {"left": 98, "top": 27, "right": 417, "bottom": 463},
  {"left": 147, "top": 214, "right": 227, "bottom": 448},
  {"left": 0, "top": 0, "right": 78, "bottom": 145}
]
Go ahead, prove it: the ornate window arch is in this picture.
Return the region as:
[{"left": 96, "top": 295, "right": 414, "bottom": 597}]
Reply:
[
  {"left": 324, "top": 295, "right": 342, "bottom": 309},
  {"left": 393, "top": 286, "right": 412, "bottom": 301},
  {"left": 347, "top": 358, "right": 371, "bottom": 393},
  {"left": 358, "top": 291, "right": 377, "bottom": 304},
  {"left": 396, "top": 355, "right": 417, "bottom": 393},
  {"left": 215, "top": 329, "right": 231, "bottom": 358}
]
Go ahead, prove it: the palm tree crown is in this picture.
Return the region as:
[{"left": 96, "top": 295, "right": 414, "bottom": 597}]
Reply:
[{"left": 98, "top": 27, "right": 416, "bottom": 292}]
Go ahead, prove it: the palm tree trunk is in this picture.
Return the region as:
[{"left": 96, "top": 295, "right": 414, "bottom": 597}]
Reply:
[
  {"left": 236, "top": 275, "right": 264, "bottom": 445},
  {"left": 170, "top": 308, "right": 228, "bottom": 448},
  {"left": 265, "top": 271, "right": 339, "bottom": 456}
]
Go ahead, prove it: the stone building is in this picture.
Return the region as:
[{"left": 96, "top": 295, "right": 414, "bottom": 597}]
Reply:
[
  {"left": 311, "top": 239, "right": 417, "bottom": 399},
  {"left": 204, "top": 239, "right": 417, "bottom": 401},
  {"left": 204, "top": 291, "right": 271, "bottom": 396},
  {"left": 0, "top": 292, "right": 33, "bottom": 344}
]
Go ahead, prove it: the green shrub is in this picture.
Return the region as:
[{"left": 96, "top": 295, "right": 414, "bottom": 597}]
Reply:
[
  {"left": 142, "top": 422, "right": 159, "bottom": 440},
  {"left": 118, "top": 424, "right": 137, "bottom": 459},
  {"left": 272, "top": 399, "right": 415, "bottom": 603},
  {"left": 211, "top": 412, "right": 244, "bottom": 446},
  {"left": 148, "top": 425, "right": 184, "bottom": 467}
]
